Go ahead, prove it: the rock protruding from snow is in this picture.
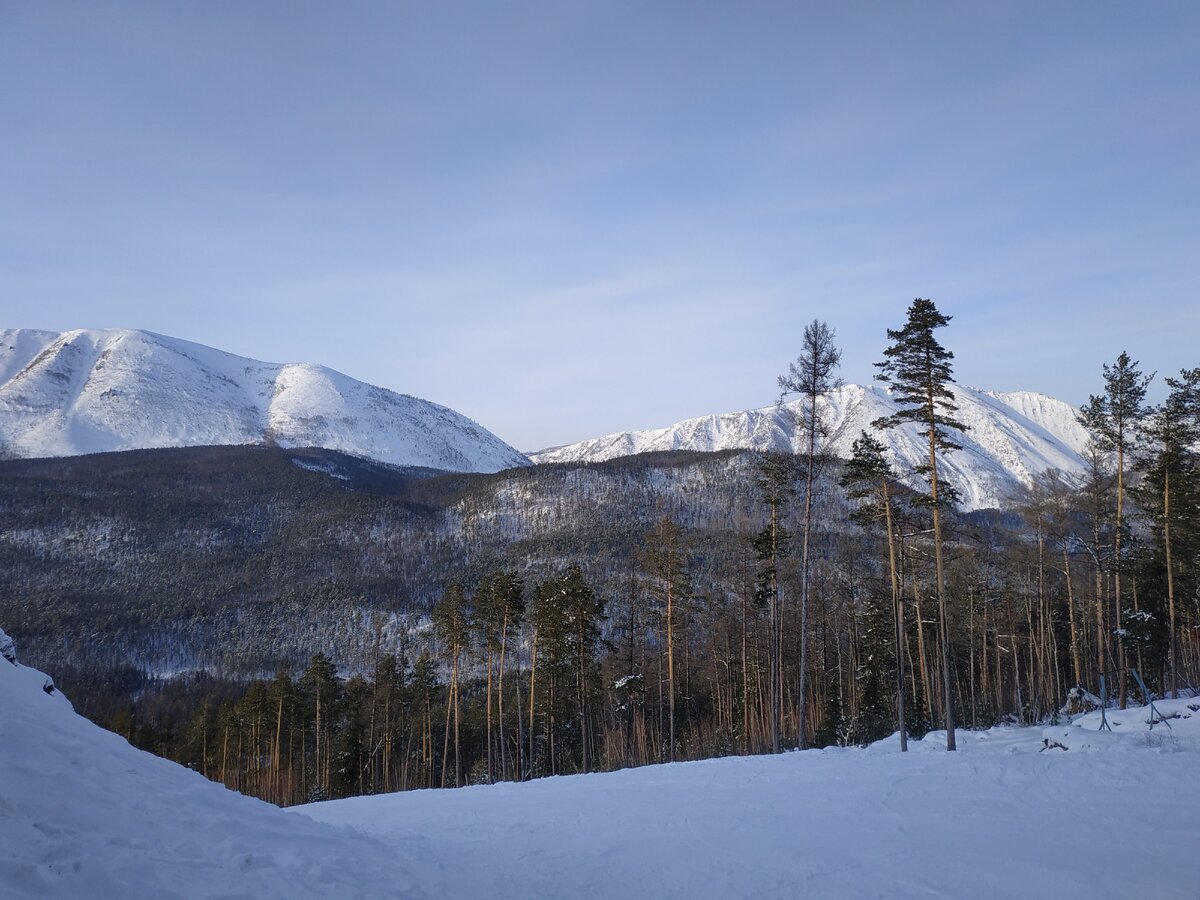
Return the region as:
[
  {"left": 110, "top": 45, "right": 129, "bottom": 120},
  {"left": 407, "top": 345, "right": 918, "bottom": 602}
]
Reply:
[
  {"left": 0, "top": 328, "right": 530, "bottom": 474},
  {"left": 531, "top": 384, "right": 1091, "bottom": 510}
]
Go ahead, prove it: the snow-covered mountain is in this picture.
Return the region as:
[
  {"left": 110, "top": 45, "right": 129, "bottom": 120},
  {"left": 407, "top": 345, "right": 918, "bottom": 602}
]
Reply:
[
  {"left": 0, "top": 329, "right": 530, "bottom": 473},
  {"left": 531, "top": 384, "right": 1092, "bottom": 510}
]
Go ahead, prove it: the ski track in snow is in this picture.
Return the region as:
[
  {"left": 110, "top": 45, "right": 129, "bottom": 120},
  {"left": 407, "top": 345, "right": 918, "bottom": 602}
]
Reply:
[{"left": 3, "top": 639, "right": 1199, "bottom": 898}]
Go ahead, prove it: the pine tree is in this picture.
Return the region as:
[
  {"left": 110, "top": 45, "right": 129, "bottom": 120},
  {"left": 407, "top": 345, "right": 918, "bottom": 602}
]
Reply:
[
  {"left": 778, "top": 318, "right": 841, "bottom": 749},
  {"left": 873, "top": 298, "right": 967, "bottom": 751},
  {"left": 409, "top": 649, "right": 439, "bottom": 788},
  {"left": 432, "top": 582, "right": 471, "bottom": 787},
  {"left": 850, "top": 593, "right": 895, "bottom": 746},
  {"left": 753, "top": 452, "right": 796, "bottom": 753},
  {"left": 475, "top": 570, "right": 525, "bottom": 782},
  {"left": 530, "top": 566, "right": 606, "bottom": 774},
  {"left": 1136, "top": 368, "right": 1200, "bottom": 697},
  {"left": 642, "top": 517, "right": 692, "bottom": 763},
  {"left": 840, "top": 430, "right": 907, "bottom": 750},
  {"left": 301, "top": 653, "right": 343, "bottom": 800},
  {"left": 1078, "top": 351, "right": 1152, "bottom": 707}
]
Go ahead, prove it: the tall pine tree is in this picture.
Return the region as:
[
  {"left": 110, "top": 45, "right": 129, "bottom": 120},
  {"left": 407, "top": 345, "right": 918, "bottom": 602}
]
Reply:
[
  {"left": 873, "top": 298, "right": 966, "bottom": 751},
  {"left": 778, "top": 319, "right": 841, "bottom": 749},
  {"left": 1078, "top": 351, "right": 1152, "bottom": 707},
  {"left": 1136, "top": 368, "right": 1200, "bottom": 697}
]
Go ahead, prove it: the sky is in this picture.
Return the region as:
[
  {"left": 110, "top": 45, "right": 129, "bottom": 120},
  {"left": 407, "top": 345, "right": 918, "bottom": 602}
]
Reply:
[{"left": 2, "top": 2, "right": 1197, "bottom": 452}]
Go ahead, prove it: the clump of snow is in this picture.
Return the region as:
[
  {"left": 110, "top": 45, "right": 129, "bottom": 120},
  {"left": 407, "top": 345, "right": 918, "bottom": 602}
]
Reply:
[{"left": 0, "top": 626, "right": 16, "bottom": 664}]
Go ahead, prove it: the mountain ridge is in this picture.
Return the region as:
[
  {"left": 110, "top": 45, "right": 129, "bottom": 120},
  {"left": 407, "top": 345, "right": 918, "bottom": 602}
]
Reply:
[
  {"left": 530, "top": 383, "right": 1092, "bottom": 510},
  {"left": 0, "top": 328, "right": 530, "bottom": 473}
]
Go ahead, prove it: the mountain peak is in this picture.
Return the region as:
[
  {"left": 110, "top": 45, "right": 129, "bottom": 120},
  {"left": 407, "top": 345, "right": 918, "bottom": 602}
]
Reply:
[
  {"left": 531, "top": 383, "right": 1090, "bottom": 510},
  {"left": 0, "top": 328, "right": 530, "bottom": 473}
]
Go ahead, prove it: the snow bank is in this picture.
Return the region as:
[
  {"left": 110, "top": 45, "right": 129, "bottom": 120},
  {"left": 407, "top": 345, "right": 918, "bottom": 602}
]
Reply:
[{"left": 0, "top": 654, "right": 423, "bottom": 899}]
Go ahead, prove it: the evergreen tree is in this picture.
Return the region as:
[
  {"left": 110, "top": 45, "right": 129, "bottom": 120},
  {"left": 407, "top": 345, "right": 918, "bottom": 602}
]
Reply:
[
  {"left": 812, "top": 671, "right": 845, "bottom": 748},
  {"left": 642, "top": 516, "right": 692, "bottom": 763},
  {"left": 409, "top": 649, "right": 440, "bottom": 788},
  {"left": 753, "top": 452, "right": 796, "bottom": 753},
  {"left": 530, "top": 566, "right": 606, "bottom": 774},
  {"left": 849, "top": 594, "right": 895, "bottom": 746},
  {"left": 301, "top": 653, "right": 344, "bottom": 801},
  {"left": 334, "top": 675, "right": 371, "bottom": 797},
  {"left": 1078, "top": 351, "right": 1152, "bottom": 707},
  {"left": 778, "top": 319, "right": 841, "bottom": 749},
  {"left": 840, "top": 430, "right": 907, "bottom": 750},
  {"left": 474, "top": 570, "right": 525, "bottom": 782},
  {"left": 874, "top": 298, "right": 967, "bottom": 751},
  {"left": 431, "top": 582, "right": 471, "bottom": 787},
  {"left": 1135, "top": 367, "right": 1200, "bottom": 696}
]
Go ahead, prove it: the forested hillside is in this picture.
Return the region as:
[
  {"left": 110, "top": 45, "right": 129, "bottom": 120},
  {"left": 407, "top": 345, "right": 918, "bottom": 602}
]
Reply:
[
  {"left": 0, "top": 444, "right": 765, "bottom": 676},
  {"left": 2, "top": 382, "right": 1196, "bottom": 805}
]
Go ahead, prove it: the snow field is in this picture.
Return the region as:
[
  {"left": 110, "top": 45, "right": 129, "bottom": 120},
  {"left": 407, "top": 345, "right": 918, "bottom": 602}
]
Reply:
[
  {"left": 298, "top": 703, "right": 1200, "bottom": 899},
  {"left": 3, "top": 633, "right": 1197, "bottom": 899}
]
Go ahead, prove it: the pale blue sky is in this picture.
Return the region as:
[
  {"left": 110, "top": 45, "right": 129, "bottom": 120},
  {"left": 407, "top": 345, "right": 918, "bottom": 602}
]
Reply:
[{"left": 2, "top": 2, "right": 1197, "bottom": 450}]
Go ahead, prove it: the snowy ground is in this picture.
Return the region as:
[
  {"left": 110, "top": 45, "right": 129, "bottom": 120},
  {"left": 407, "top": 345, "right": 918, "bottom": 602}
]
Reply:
[
  {"left": 3, "top": 639, "right": 1198, "bottom": 899},
  {"left": 301, "top": 708, "right": 1200, "bottom": 899},
  {"left": 0, "top": 647, "right": 421, "bottom": 899}
]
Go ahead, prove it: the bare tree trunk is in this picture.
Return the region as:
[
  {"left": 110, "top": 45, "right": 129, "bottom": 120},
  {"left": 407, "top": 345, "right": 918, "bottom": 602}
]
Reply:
[
  {"left": 667, "top": 565, "right": 676, "bottom": 763},
  {"left": 910, "top": 553, "right": 934, "bottom": 727},
  {"left": 497, "top": 608, "right": 509, "bottom": 780},
  {"left": 273, "top": 695, "right": 283, "bottom": 805},
  {"left": 1115, "top": 442, "right": 1129, "bottom": 708},
  {"left": 1064, "top": 546, "right": 1083, "bottom": 688},
  {"left": 927, "top": 386, "right": 957, "bottom": 750},
  {"left": 1164, "top": 469, "right": 1178, "bottom": 698},
  {"left": 797, "top": 435, "right": 816, "bottom": 750},
  {"left": 440, "top": 675, "right": 452, "bottom": 789},
  {"left": 769, "top": 502, "right": 781, "bottom": 754},
  {"left": 485, "top": 643, "right": 494, "bottom": 784},
  {"left": 742, "top": 586, "right": 750, "bottom": 753},
  {"left": 528, "top": 626, "right": 538, "bottom": 780},
  {"left": 883, "top": 482, "right": 906, "bottom": 751}
]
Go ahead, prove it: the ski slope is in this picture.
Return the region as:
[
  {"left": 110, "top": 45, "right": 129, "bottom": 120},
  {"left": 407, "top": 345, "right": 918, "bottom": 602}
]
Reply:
[{"left": 2, "top": 627, "right": 1198, "bottom": 899}]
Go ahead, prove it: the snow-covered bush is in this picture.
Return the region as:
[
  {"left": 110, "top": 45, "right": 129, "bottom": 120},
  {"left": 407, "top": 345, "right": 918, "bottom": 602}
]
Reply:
[{"left": 0, "top": 627, "right": 16, "bottom": 665}]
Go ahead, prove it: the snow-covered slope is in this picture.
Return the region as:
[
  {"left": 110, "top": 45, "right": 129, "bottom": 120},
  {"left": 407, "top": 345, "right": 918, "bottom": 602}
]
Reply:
[
  {"left": 0, "top": 628, "right": 421, "bottom": 899},
  {"left": 532, "top": 384, "right": 1092, "bottom": 510},
  {"left": 0, "top": 329, "right": 529, "bottom": 473},
  {"left": 3, "top": 624, "right": 1198, "bottom": 899}
]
